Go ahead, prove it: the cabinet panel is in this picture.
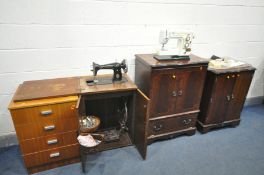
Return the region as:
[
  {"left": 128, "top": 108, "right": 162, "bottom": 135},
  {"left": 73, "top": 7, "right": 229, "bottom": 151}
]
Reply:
[
  {"left": 225, "top": 71, "right": 254, "bottom": 121},
  {"left": 15, "top": 117, "right": 78, "bottom": 140},
  {"left": 174, "top": 66, "right": 207, "bottom": 113},
  {"left": 134, "top": 89, "right": 150, "bottom": 159},
  {"left": 11, "top": 101, "right": 77, "bottom": 126},
  {"left": 206, "top": 74, "right": 236, "bottom": 124},
  {"left": 148, "top": 113, "right": 197, "bottom": 137},
  {"left": 150, "top": 69, "right": 176, "bottom": 118},
  {"left": 20, "top": 131, "right": 78, "bottom": 154},
  {"left": 23, "top": 144, "right": 79, "bottom": 168}
]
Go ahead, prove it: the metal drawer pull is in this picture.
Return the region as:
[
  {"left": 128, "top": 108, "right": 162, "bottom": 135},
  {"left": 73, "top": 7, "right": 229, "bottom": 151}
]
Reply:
[
  {"left": 178, "top": 90, "right": 183, "bottom": 96},
  {"left": 172, "top": 91, "right": 177, "bottom": 97},
  {"left": 182, "top": 119, "right": 192, "bottom": 125},
  {"left": 44, "top": 125, "right": 55, "bottom": 131},
  {"left": 47, "top": 139, "right": 58, "bottom": 145},
  {"left": 153, "top": 124, "right": 163, "bottom": 132},
  {"left": 226, "top": 95, "right": 231, "bottom": 101},
  {"left": 50, "top": 152, "right": 60, "bottom": 158},
  {"left": 41, "top": 110, "right": 53, "bottom": 116}
]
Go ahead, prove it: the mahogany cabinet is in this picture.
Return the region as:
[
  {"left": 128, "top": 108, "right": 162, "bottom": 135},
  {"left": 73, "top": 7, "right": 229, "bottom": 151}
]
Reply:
[
  {"left": 197, "top": 66, "right": 256, "bottom": 133},
  {"left": 76, "top": 74, "right": 150, "bottom": 160},
  {"left": 135, "top": 54, "right": 209, "bottom": 143}
]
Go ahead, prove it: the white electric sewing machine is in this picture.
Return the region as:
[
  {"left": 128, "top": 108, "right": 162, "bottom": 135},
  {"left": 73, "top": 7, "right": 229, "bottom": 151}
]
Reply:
[{"left": 154, "top": 30, "right": 194, "bottom": 60}]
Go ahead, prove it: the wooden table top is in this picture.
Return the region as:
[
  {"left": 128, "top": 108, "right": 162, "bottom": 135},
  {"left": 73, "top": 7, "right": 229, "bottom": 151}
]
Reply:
[
  {"left": 135, "top": 54, "right": 209, "bottom": 68},
  {"left": 12, "top": 74, "right": 137, "bottom": 102},
  {"left": 79, "top": 74, "right": 137, "bottom": 95}
]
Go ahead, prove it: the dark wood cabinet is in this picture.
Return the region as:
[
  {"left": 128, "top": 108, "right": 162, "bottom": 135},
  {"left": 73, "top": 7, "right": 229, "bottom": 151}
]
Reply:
[
  {"left": 135, "top": 54, "right": 209, "bottom": 143},
  {"left": 76, "top": 74, "right": 150, "bottom": 159},
  {"left": 197, "top": 66, "right": 256, "bottom": 133}
]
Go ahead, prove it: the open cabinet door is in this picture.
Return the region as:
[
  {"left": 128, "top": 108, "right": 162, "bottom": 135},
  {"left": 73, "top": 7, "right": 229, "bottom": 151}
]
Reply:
[
  {"left": 134, "top": 89, "right": 150, "bottom": 160},
  {"left": 75, "top": 95, "right": 86, "bottom": 119}
]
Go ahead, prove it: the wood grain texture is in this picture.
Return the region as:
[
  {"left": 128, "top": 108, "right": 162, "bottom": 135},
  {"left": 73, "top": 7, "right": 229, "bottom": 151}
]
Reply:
[
  {"left": 9, "top": 94, "right": 79, "bottom": 173},
  {"left": 13, "top": 77, "right": 80, "bottom": 102},
  {"left": 134, "top": 89, "right": 150, "bottom": 159},
  {"left": 14, "top": 116, "right": 78, "bottom": 141},
  {"left": 23, "top": 143, "right": 79, "bottom": 168},
  {"left": 197, "top": 67, "right": 255, "bottom": 133},
  {"left": 79, "top": 74, "right": 137, "bottom": 95},
  {"left": 9, "top": 96, "right": 78, "bottom": 110},
  {"left": 148, "top": 113, "right": 197, "bottom": 137},
  {"left": 135, "top": 54, "right": 208, "bottom": 141},
  {"left": 10, "top": 101, "right": 77, "bottom": 125},
  {"left": 20, "top": 131, "right": 78, "bottom": 154}
]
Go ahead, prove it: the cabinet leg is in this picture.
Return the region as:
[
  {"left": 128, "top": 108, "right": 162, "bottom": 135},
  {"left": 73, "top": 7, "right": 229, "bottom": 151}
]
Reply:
[
  {"left": 230, "top": 122, "right": 239, "bottom": 128},
  {"left": 186, "top": 129, "right": 196, "bottom": 136},
  {"left": 81, "top": 153, "right": 87, "bottom": 173}
]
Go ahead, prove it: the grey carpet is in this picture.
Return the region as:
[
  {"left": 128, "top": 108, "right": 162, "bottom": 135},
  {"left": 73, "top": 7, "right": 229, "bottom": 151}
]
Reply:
[{"left": 0, "top": 105, "right": 263, "bottom": 175}]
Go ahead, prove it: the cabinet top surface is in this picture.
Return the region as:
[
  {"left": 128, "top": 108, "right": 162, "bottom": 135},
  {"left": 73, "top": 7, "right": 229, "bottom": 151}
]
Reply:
[
  {"left": 11, "top": 74, "right": 137, "bottom": 105},
  {"left": 9, "top": 95, "right": 78, "bottom": 110},
  {"left": 13, "top": 77, "right": 80, "bottom": 102},
  {"left": 208, "top": 64, "right": 256, "bottom": 74},
  {"left": 135, "top": 54, "right": 209, "bottom": 68},
  {"left": 79, "top": 74, "right": 137, "bottom": 95}
]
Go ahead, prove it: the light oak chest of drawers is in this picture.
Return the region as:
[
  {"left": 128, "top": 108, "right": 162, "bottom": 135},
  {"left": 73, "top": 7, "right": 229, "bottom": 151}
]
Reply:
[{"left": 9, "top": 96, "right": 80, "bottom": 174}]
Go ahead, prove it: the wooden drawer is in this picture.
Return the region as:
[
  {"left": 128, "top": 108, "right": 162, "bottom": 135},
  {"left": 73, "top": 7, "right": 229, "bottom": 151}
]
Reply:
[
  {"left": 15, "top": 117, "right": 78, "bottom": 140},
  {"left": 148, "top": 113, "right": 197, "bottom": 136},
  {"left": 20, "top": 131, "right": 78, "bottom": 154},
  {"left": 11, "top": 101, "right": 77, "bottom": 126},
  {"left": 23, "top": 144, "right": 79, "bottom": 168}
]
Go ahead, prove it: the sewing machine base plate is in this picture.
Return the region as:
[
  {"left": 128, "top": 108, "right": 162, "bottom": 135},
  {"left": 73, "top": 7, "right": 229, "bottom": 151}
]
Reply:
[
  {"left": 153, "top": 55, "right": 190, "bottom": 61},
  {"left": 86, "top": 76, "right": 128, "bottom": 86}
]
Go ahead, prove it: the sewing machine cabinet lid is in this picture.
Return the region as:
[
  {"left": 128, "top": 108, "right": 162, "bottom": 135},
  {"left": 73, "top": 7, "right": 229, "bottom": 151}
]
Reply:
[
  {"left": 12, "top": 77, "right": 80, "bottom": 102},
  {"left": 135, "top": 54, "right": 209, "bottom": 69}
]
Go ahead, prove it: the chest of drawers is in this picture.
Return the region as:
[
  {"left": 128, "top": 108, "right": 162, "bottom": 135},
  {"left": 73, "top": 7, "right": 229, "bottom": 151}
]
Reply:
[
  {"left": 9, "top": 96, "right": 80, "bottom": 174},
  {"left": 135, "top": 54, "right": 208, "bottom": 143}
]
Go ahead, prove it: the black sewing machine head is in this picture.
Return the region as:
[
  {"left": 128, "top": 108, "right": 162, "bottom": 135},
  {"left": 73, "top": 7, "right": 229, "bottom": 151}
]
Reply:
[{"left": 87, "top": 59, "right": 128, "bottom": 85}]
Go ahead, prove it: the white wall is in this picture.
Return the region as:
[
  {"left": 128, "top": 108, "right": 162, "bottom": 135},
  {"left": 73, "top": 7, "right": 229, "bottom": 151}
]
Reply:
[{"left": 0, "top": 0, "right": 264, "bottom": 136}]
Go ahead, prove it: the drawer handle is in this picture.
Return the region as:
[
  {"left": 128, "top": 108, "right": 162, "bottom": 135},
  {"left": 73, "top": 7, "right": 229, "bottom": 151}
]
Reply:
[
  {"left": 44, "top": 125, "right": 55, "bottom": 131},
  {"left": 41, "top": 110, "right": 53, "bottom": 116},
  {"left": 172, "top": 91, "right": 177, "bottom": 97},
  {"left": 47, "top": 139, "right": 58, "bottom": 145},
  {"left": 182, "top": 119, "right": 192, "bottom": 125},
  {"left": 50, "top": 152, "right": 60, "bottom": 158},
  {"left": 178, "top": 90, "right": 183, "bottom": 96},
  {"left": 153, "top": 124, "right": 163, "bottom": 132},
  {"left": 226, "top": 95, "right": 231, "bottom": 101}
]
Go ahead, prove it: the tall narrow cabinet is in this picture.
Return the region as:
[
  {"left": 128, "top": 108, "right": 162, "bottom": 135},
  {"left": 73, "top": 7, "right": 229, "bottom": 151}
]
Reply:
[{"left": 197, "top": 65, "right": 256, "bottom": 133}]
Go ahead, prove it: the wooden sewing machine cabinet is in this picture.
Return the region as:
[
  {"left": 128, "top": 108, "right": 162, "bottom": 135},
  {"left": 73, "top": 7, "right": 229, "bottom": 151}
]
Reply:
[{"left": 9, "top": 74, "right": 149, "bottom": 174}]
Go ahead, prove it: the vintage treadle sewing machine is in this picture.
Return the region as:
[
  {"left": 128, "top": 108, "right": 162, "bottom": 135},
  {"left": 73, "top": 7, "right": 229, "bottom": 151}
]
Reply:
[
  {"left": 85, "top": 59, "right": 130, "bottom": 142},
  {"left": 154, "top": 30, "right": 194, "bottom": 61},
  {"left": 87, "top": 59, "right": 128, "bottom": 85}
]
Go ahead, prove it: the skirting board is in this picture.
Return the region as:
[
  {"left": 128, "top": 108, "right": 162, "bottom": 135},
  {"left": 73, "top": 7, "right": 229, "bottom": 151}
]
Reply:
[
  {"left": 0, "top": 133, "right": 18, "bottom": 150},
  {"left": 0, "top": 96, "right": 263, "bottom": 149},
  {"left": 244, "top": 96, "right": 264, "bottom": 106}
]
